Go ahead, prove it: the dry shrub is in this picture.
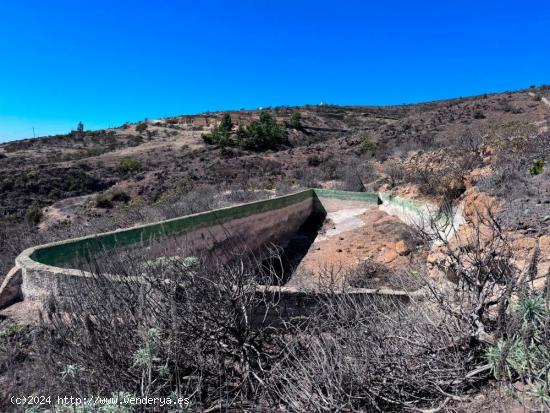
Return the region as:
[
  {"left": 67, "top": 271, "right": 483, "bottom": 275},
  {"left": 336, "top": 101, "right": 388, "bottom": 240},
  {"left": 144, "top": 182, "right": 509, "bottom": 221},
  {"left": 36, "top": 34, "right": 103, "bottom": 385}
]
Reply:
[
  {"left": 334, "top": 159, "right": 377, "bottom": 192},
  {"left": 24, "top": 197, "right": 548, "bottom": 411},
  {"left": 36, "top": 249, "right": 288, "bottom": 410},
  {"left": 265, "top": 293, "right": 475, "bottom": 412}
]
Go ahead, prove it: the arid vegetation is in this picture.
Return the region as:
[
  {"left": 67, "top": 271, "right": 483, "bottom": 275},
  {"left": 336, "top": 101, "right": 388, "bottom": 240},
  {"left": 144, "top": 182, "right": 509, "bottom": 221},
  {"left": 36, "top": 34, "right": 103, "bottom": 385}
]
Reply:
[{"left": 1, "top": 86, "right": 550, "bottom": 411}]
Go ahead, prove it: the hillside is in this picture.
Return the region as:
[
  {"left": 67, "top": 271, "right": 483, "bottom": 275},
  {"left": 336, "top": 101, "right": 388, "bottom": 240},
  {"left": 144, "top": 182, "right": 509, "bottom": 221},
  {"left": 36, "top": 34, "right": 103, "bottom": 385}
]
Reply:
[
  {"left": 1, "top": 87, "right": 549, "bottom": 274},
  {"left": 1, "top": 86, "right": 550, "bottom": 411}
]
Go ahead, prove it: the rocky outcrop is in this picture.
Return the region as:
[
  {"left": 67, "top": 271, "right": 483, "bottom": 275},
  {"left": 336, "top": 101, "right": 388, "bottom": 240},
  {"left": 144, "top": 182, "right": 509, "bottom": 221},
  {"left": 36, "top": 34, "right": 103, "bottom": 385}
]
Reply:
[{"left": 427, "top": 188, "right": 549, "bottom": 288}]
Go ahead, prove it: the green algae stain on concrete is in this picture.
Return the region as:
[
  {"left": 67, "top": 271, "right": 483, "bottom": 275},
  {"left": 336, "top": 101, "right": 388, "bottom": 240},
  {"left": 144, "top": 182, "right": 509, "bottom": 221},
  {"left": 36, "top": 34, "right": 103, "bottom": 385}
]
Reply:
[
  {"left": 31, "top": 189, "right": 315, "bottom": 266},
  {"left": 29, "top": 189, "right": 419, "bottom": 268}
]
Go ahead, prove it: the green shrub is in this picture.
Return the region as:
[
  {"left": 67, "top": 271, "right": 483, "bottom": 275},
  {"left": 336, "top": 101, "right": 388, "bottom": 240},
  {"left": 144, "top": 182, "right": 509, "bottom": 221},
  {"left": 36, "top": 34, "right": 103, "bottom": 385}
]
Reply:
[
  {"left": 360, "top": 137, "right": 377, "bottom": 154},
  {"left": 202, "top": 132, "right": 215, "bottom": 145},
  {"left": 26, "top": 204, "right": 43, "bottom": 224},
  {"left": 136, "top": 122, "right": 148, "bottom": 133},
  {"left": 202, "top": 112, "right": 286, "bottom": 151},
  {"left": 117, "top": 158, "right": 142, "bottom": 175},
  {"left": 218, "top": 113, "right": 233, "bottom": 134},
  {"left": 236, "top": 111, "right": 287, "bottom": 151},
  {"left": 290, "top": 111, "right": 302, "bottom": 130},
  {"left": 528, "top": 159, "right": 544, "bottom": 176},
  {"left": 95, "top": 192, "right": 113, "bottom": 208},
  {"left": 110, "top": 189, "right": 131, "bottom": 203},
  {"left": 487, "top": 294, "right": 550, "bottom": 410},
  {"left": 473, "top": 110, "right": 486, "bottom": 119},
  {"left": 95, "top": 189, "right": 130, "bottom": 208},
  {"left": 202, "top": 113, "right": 233, "bottom": 147}
]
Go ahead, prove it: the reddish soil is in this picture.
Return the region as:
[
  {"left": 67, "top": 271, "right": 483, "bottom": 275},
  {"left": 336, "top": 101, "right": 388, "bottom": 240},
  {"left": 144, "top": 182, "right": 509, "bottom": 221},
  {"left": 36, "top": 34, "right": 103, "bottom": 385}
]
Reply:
[{"left": 287, "top": 208, "right": 423, "bottom": 289}]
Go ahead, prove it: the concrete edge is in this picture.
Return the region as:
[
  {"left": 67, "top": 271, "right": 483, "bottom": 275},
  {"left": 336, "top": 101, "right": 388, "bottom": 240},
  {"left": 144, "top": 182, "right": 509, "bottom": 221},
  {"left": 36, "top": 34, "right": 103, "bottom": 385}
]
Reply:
[{"left": 12, "top": 189, "right": 453, "bottom": 304}]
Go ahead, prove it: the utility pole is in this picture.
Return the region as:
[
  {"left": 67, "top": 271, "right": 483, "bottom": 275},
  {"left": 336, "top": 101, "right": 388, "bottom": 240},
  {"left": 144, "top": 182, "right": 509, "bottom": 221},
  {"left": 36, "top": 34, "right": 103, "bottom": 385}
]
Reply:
[{"left": 32, "top": 127, "right": 36, "bottom": 138}]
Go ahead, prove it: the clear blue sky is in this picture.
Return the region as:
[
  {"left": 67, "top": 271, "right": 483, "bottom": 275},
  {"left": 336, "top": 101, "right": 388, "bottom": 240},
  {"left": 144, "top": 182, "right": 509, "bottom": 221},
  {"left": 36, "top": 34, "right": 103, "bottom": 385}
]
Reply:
[{"left": 1, "top": 0, "right": 549, "bottom": 142}]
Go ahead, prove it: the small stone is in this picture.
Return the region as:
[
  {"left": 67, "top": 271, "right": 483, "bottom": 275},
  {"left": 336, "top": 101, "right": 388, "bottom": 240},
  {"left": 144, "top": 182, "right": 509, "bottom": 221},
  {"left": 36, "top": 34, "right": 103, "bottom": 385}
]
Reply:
[
  {"left": 336, "top": 249, "right": 343, "bottom": 253},
  {"left": 381, "top": 249, "right": 398, "bottom": 263},
  {"left": 395, "top": 240, "right": 410, "bottom": 256}
]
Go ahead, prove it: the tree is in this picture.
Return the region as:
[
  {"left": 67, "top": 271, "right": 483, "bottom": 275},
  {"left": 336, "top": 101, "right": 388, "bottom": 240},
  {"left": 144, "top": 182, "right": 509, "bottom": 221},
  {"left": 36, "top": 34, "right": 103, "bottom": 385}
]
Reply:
[
  {"left": 202, "top": 111, "right": 286, "bottom": 151},
  {"left": 201, "top": 113, "right": 233, "bottom": 148},
  {"left": 76, "top": 121, "right": 84, "bottom": 132},
  {"left": 237, "top": 111, "right": 286, "bottom": 151},
  {"left": 219, "top": 113, "right": 233, "bottom": 134}
]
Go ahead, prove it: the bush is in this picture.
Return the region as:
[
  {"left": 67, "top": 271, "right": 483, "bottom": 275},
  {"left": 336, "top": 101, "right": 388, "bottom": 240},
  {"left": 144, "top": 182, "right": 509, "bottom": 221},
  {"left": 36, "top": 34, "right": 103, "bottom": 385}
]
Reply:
[
  {"left": 25, "top": 204, "right": 43, "bottom": 224},
  {"left": 135, "top": 122, "right": 148, "bottom": 133},
  {"left": 236, "top": 111, "right": 287, "bottom": 151},
  {"left": 110, "top": 189, "right": 131, "bottom": 203},
  {"left": 117, "top": 158, "right": 142, "bottom": 175},
  {"left": 383, "top": 159, "right": 405, "bottom": 188},
  {"left": 290, "top": 111, "right": 302, "bottom": 130},
  {"left": 473, "top": 110, "right": 486, "bottom": 119},
  {"left": 334, "top": 160, "right": 375, "bottom": 192},
  {"left": 360, "top": 137, "right": 377, "bottom": 154},
  {"left": 487, "top": 292, "right": 550, "bottom": 411},
  {"left": 307, "top": 154, "right": 322, "bottom": 166},
  {"left": 528, "top": 159, "right": 544, "bottom": 175},
  {"left": 202, "top": 112, "right": 286, "bottom": 151},
  {"left": 95, "top": 189, "right": 131, "bottom": 208},
  {"left": 37, "top": 252, "right": 286, "bottom": 410},
  {"left": 218, "top": 113, "right": 233, "bottom": 133},
  {"left": 94, "top": 192, "right": 113, "bottom": 208},
  {"left": 201, "top": 113, "right": 233, "bottom": 148}
]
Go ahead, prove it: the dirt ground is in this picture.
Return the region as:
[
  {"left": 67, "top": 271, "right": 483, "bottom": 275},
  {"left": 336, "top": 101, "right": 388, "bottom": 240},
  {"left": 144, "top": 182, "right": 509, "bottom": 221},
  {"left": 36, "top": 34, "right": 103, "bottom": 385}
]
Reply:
[{"left": 286, "top": 207, "right": 424, "bottom": 290}]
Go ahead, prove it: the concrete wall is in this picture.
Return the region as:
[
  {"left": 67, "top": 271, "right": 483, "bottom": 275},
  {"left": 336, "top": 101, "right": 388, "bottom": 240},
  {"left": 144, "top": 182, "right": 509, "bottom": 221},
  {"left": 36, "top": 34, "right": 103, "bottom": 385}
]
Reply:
[
  {"left": 3, "top": 189, "right": 450, "bottom": 311},
  {"left": 379, "top": 192, "right": 464, "bottom": 241},
  {"left": 15, "top": 190, "right": 316, "bottom": 302},
  {"left": 313, "top": 189, "right": 379, "bottom": 213}
]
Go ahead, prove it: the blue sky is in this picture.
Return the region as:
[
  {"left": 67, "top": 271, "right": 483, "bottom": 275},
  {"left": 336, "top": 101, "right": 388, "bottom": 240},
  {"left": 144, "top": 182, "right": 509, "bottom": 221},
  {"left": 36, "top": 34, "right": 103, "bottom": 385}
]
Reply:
[{"left": 1, "top": 1, "right": 549, "bottom": 142}]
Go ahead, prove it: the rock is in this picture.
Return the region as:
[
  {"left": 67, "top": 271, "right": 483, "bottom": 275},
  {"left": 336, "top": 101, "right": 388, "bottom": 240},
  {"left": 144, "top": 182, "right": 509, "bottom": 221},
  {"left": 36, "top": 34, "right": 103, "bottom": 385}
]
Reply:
[
  {"left": 0, "top": 266, "right": 22, "bottom": 309},
  {"left": 395, "top": 240, "right": 410, "bottom": 256},
  {"left": 381, "top": 248, "right": 398, "bottom": 263}
]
